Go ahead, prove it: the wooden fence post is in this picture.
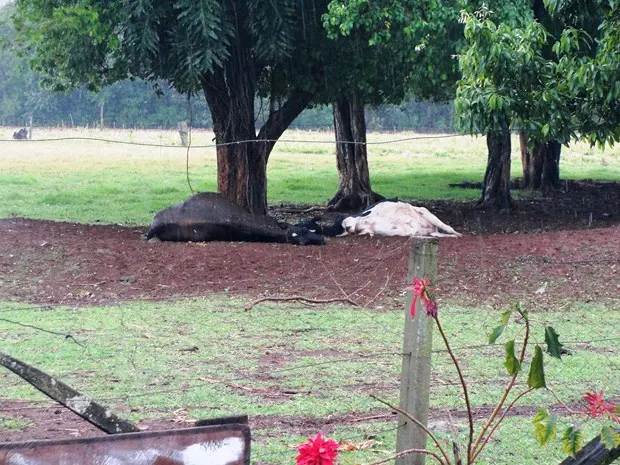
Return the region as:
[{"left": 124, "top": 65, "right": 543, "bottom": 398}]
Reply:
[
  {"left": 178, "top": 120, "right": 189, "bottom": 147},
  {"left": 28, "top": 113, "right": 33, "bottom": 140},
  {"left": 396, "top": 239, "right": 438, "bottom": 465}
]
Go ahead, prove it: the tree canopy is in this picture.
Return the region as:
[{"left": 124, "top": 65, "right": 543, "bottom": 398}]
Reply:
[
  {"left": 322, "top": 0, "right": 463, "bottom": 104},
  {"left": 456, "top": 0, "right": 619, "bottom": 148},
  {"left": 13, "top": 0, "right": 331, "bottom": 214},
  {"left": 455, "top": 0, "right": 619, "bottom": 206}
]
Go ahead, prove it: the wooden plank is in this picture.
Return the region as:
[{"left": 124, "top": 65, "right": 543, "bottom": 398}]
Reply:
[
  {"left": 0, "top": 351, "right": 139, "bottom": 434},
  {"left": 395, "top": 239, "right": 437, "bottom": 465},
  {"left": 559, "top": 430, "right": 620, "bottom": 465},
  {"left": 0, "top": 423, "right": 251, "bottom": 465}
]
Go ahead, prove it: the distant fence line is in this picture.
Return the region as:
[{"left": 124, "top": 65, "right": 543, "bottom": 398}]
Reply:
[{"left": 0, "top": 133, "right": 465, "bottom": 149}]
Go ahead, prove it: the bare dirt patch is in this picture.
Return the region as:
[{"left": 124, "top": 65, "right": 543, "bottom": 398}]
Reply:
[{"left": 1, "top": 182, "right": 619, "bottom": 310}]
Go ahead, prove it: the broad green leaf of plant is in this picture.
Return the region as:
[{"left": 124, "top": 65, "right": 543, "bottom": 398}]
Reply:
[
  {"left": 561, "top": 426, "right": 583, "bottom": 457},
  {"left": 515, "top": 301, "right": 528, "bottom": 321},
  {"left": 600, "top": 426, "right": 620, "bottom": 450},
  {"left": 532, "top": 408, "right": 558, "bottom": 445},
  {"left": 489, "top": 309, "right": 513, "bottom": 343},
  {"left": 504, "top": 339, "right": 521, "bottom": 375},
  {"left": 544, "top": 326, "right": 564, "bottom": 360},
  {"left": 528, "top": 345, "right": 546, "bottom": 388}
]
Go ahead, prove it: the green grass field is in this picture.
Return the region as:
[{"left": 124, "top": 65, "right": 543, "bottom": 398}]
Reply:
[
  {"left": 0, "top": 300, "right": 617, "bottom": 464},
  {"left": 1, "top": 127, "right": 619, "bottom": 464},
  {"left": 1, "top": 127, "right": 619, "bottom": 225}
]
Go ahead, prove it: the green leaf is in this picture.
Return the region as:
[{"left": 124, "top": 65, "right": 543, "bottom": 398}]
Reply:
[
  {"left": 528, "top": 345, "right": 546, "bottom": 388},
  {"left": 489, "top": 308, "right": 511, "bottom": 343},
  {"left": 514, "top": 302, "right": 528, "bottom": 321},
  {"left": 600, "top": 426, "right": 620, "bottom": 450},
  {"left": 489, "top": 325, "right": 506, "bottom": 344},
  {"left": 561, "top": 426, "right": 583, "bottom": 457},
  {"left": 504, "top": 340, "right": 521, "bottom": 375},
  {"left": 532, "top": 408, "right": 558, "bottom": 445},
  {"left": 500, "top": 309, "right": 512, "bottom": 326},
  {"left": 544, "top": 327, "right": 564, "bottom": 359}
]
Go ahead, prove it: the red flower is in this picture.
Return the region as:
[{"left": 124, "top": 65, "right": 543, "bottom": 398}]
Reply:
[
  {"left": 424, "top": 299, "right": 438, "bottom": 318},
  {"left": 296, "top": 433, "right": 339, "bottom": 465},
  {"left": 406, "top": 278, "right": 437, "bottom": 318},
  {"left": 584, "top": 390, "right": 618, "bottom": 420}
]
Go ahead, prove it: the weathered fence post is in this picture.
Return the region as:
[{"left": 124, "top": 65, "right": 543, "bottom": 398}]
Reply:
[
  {"left": 396, "top": 239, "right": 437, "bottom": 465},
  {"left": 28, "top": 113, "right": 33, "bottom": 140},
  {"left": 178, "top": 120, "right": 190, "bottom": 147}
]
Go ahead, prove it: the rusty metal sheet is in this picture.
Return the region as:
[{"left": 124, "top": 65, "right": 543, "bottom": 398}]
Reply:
[{"left": 0, "top": 423, "right": 250, "bottom": 465}]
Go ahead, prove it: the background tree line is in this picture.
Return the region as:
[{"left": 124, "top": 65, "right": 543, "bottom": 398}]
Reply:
[
  {"left": 4, "top": 0, "right": 618, "bottom": 214},
  {"left": 0, "top": 4, "right": 454, "bottom": 132}
]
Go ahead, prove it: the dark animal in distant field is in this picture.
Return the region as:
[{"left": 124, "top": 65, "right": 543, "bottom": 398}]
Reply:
[
  {"left": 335, "top": 200, "right": 462, "bottom": 238},
  {"left": 146, "top": 192, "right": 326, "bottom": 245},
  {"left": 12, "top": 128, "right": 28, "bottom": 140}
]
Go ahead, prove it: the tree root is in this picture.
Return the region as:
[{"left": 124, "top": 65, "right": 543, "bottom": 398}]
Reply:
[{"left": 326, "top": 191, "right": 385, "bottom": 212}]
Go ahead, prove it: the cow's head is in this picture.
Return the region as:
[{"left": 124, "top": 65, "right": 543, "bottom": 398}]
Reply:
[
  {"left": 341, "top": 208, "right": 373, "bottom": 235},
  {"left": 285, "top": 226, "right": 326, "bottom": 245}
]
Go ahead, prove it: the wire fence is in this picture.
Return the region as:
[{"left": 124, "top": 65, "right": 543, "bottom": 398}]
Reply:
[
  {"left": 0, "top": 129, "right": 619, "bottom": 464},
  {"left": 0, "top": 132, "right": 465, "bottom": 148},
  {"left": 1, "top": 268, "right": 618, "bottom": 465}
]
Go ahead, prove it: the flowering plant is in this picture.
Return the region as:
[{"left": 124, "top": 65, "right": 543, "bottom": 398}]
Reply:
[
  {"left": 296, "top": 432, "right": 340, "bottom": 465},
  {"left": 584, "top": 390, "right": 619, "bottom": 422},
  {"left": 390, "top": 278, "right": 619, "bottom": 464},
  {"left": 406, "top": 278, "right": 437, "bottom": 318},
  {"left": 296, "top": 278, "right": 619, "bottom": 465}
]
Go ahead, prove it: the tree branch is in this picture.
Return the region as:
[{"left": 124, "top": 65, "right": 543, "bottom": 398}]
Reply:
[
  {"left": 364, "top": 447, "right": 447, "bottom": 465},
  {"left": 471, "top": 318, "right": 531, "bottom": 461},
  {"left": 257, "top": 89, "right": 313, "bottom": 161},
  {"left": 370, "top": 394, "right": 452, "bottom": 465},
  {"left": 244, "top": 295, "right": 357, "bottom": 311},
  {"left": 435, "top": 317, "right": 474, "bottom": 464},
  {"left": 471, "top": 388, "right": 534, "bottom": 463}
]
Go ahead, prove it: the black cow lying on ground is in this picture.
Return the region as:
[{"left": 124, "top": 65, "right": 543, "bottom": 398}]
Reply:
[
  {"left": 12, "top": 128, "right": 28, "bottom": 140},
  {"left": 294, "top": 216, "right": 346, "bottom": 237},
  {"left": 146, "top": 192, "right": 326, "bottom": 245}
]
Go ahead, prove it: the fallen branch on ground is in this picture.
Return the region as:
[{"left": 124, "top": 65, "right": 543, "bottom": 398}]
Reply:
[
  {"left": 271, "top": 206, "right": 327, "bottom": 214},
  {"left": 244, "top": 295, "right": 358, "bottom": 311}
]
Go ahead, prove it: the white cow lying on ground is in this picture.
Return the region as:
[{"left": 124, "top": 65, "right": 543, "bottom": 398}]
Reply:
[{"left": 341, "top": 201, "right": 462, "bottom": 238}]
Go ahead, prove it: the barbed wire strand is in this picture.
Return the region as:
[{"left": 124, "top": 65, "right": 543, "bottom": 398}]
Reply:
[
  {"left": 0, "top": 133, "right": 463, "bottom": 148},
  {"left": 1, "top": 334, "right": 617, "bottom": 411},
  {"left": 186, "top": 94, "right": 195, "bottom": 194}
]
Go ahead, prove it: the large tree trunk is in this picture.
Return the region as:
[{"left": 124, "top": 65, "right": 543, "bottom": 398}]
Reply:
[
  {"left": 328, "top": 95, "right": 383, "bottom": 212},
  {"left": 539, "top": 139, "right": 562, "bottom": 190},
  {"left": 201, "top": 56, "right": 311, "bottom": 215},
  {"left": 201, "top": 31, "right": 265, "bottom": 214},
  {"left": 520, "top": 131, "right": 538, "bottom": 188},
  {"left": 520, "top": 132, "right": 562, "bottom": 191},
  {"left": 478, "top": 130, "right": 513, "bottom": 210}
]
